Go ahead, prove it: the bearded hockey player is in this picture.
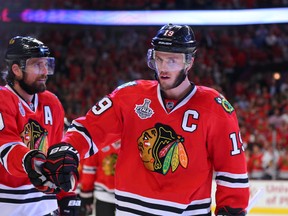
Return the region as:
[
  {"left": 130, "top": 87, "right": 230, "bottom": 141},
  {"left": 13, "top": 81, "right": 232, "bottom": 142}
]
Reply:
[{"left": 0, "top": 36, "right": 80, "bottom": 215}]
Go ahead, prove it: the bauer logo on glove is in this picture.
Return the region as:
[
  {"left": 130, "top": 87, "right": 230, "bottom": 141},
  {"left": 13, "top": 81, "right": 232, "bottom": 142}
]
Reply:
[{"left": 49, "top": 145, "right": 79, "bottom": 156}]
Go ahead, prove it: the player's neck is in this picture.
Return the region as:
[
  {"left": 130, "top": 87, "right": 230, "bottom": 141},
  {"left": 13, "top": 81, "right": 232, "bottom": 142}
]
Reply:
[
  {"left": 162, "top": 79, "right": 192, "bottom": 100},
  {"left": 13, "top": 82, "right": 34, "bottom": 103}
]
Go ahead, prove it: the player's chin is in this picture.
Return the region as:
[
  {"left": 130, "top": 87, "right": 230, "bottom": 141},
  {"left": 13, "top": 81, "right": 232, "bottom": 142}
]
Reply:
[
  {"left": 159, "top": 82, "right": 173, "bottom": 91},
  {"left": 36, "top": 83, "right": 47, "bottom": 93}
]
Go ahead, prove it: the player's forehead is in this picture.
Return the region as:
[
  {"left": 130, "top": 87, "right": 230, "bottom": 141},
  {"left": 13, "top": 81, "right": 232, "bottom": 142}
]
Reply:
[
  {"left": 26, "top": 57, "right": 48, "bottom": 64},
  {"left": 154, "top": 51, "right": 184, "bottom": 59}
]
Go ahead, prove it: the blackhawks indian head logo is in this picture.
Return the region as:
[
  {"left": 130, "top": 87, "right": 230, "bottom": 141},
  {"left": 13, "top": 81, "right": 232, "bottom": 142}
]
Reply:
[
  {"left": 102, "top": 153, "right": 118, "bottom": 176},
  {"left": 20, "top": 119, "right": 48, "bottom": 153},
  {"left": 137, "top": 123, "right": 188, "bottom": 175}
]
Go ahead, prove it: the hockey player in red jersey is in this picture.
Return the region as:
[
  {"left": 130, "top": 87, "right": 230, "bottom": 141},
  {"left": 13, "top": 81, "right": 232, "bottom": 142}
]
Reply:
[
  {"left": 0, "top": 36, "right": 80, "bottom": 216},
  {"left": 79, "top": 140, "right": 120, "bottom": 216},
  {"left": 44, "top": 24, "right": 250, "bottom": 215}
]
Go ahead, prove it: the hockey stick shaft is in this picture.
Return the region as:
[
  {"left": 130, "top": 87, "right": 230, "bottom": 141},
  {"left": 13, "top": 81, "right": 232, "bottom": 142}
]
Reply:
[{"left": 246, "top": 187, "right": 264, "bottom": 213}]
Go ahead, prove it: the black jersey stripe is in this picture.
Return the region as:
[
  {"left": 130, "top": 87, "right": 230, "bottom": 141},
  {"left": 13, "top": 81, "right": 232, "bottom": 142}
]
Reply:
[
  {"left": 0, "top": 188, "right": 57, "bottom": 194},
  {"left": 0, "top": 195, "right": 56, "bottom": 204},
  {"left": 70, "top": 122, "right": 95, "bottom": 156},
  {"left": 117, "top": 204, "right": 212, "bottom": 216},
  {"left": 116, "top": 194, "right": 184, "bottom": 213},
  {"left": 116, "top": 205, "right": 160, "bottom": 216},
  {"left": 116, "top": 193, "right": 211, "bottom": 214},
  {"left": 0, "top": 145, "right": 12, "bottom": 164},
  {"left": 215, "top": 175, "right": 249, "bottom": 184}
]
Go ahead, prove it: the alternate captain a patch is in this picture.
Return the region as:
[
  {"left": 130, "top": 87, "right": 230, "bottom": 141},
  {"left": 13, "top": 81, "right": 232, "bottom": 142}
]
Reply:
[{"left": 214, "top": 94, "right": 234, "bottom": 114}]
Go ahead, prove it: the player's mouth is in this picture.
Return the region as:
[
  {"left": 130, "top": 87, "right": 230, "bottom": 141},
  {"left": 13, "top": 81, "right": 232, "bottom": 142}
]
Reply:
[
  {"left": 37, "top": 76, "right": 47, "bottom": 82},
  {"left": 160, "top": 74, "right": 170, "bottom": 79},
  {"left": 37, "top": 79, "right": 47, "bottom": 83}
]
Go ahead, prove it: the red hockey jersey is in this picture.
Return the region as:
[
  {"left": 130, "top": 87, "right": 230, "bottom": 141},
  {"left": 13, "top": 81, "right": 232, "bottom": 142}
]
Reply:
[
  {"left": 0, "top": 85, "right": 64, "bottom": 215},
  {"left": 64, "top": 80, "right": 249, "bottom": 215},
  {"left": 80, "top": 140, "right": 120, "bottom": 203}
]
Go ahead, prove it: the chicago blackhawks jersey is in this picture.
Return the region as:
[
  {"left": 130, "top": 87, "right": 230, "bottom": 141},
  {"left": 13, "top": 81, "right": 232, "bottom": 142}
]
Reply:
[
  {"left": 80, "top": 140, "right": 120, "bottom": 203},
  {"left": 0, "top": 85, "right": 64, "bottom": 215},
  {"left": 64, "top": 80, "right": 249, "bottom": 216}
]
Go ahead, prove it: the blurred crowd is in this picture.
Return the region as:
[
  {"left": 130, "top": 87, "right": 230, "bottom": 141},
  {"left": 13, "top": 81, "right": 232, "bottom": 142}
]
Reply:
[
  {"left": 2, "top": 0, "right": 288, "bottom": 10},
  {"left": 1, "top": 22, "right": 288, "bottom": 180}
]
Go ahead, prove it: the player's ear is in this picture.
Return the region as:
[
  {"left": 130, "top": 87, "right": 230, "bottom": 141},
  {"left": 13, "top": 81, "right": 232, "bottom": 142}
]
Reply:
[
  {"left": 11, "top": 64, "right": 23, "bottom": 79},
  {"left": 186, "top": 57, "right": 194, "bottom": 72}
]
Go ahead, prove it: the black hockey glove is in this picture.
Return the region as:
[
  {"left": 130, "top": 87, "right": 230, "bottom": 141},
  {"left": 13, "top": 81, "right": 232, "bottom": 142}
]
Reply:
[
  {"left": 43, "top": 143, "right": 79, "bottom": 192},
  {"left": 58, "top": 194, "right": 81, "bottom": 216},
  {"left": 23, "top": 150, "right": 59, "bottom": 194},
  {"left": 217, "top": 206, "right": 246, "bottom": 216},
  {"left": 79, "top": 190, "right": 94, "bottom": 216}
]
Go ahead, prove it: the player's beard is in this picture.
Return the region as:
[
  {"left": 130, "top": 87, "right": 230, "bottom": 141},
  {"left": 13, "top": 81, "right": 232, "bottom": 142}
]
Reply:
[
  {"left": 159, "top": 69, "right": 187, "bottom": 91},
  {"left": 19, "top": 73, "right": 47, "bottom": 95}
]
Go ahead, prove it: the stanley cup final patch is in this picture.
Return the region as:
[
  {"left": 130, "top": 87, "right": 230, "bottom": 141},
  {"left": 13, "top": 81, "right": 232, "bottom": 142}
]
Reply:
[{"left": 135, "top": 99, "right": 154, "bottom": 119}]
